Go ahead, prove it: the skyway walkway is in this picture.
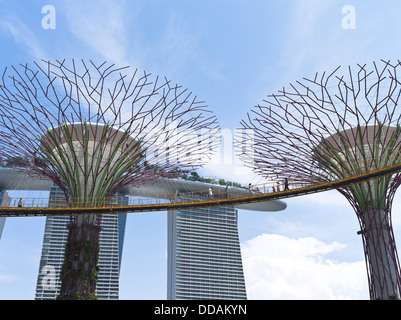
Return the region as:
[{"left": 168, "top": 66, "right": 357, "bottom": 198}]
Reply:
[{"left": 1, "top": 160, "right": 401, "bottom": 218}]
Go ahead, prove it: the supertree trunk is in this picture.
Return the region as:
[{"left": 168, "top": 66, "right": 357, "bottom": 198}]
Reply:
[
  {"left": 359, "top": 207, "right": 401, "bottom": 299},
  {"left": 348, "top": 178, "right": 401, "bottom": 299},
  {"left": 59, "top": 214, "right": 101, "bottom": 300}
]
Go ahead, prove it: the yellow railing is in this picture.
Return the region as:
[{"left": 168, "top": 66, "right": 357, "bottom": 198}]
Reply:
[
  {"left": 1, "top": 154, "right": 401, "bottom": 216},
  {"left": 3, "top": 179, "right": 309, "bottom": 211}
]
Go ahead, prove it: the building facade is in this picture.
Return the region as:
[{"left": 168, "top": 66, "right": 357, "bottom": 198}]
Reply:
[
  {"left": 35, "top": 185, "right": 127, "bottom": 300},
  {"left": 167, "top": 194, "right": 247, "bottom": 300},
  {"left": 0, "top": 217, "right": 5, "bottom": 240},
  {"left": 0, "top": 191, "right": 10, "bottom": 240}
]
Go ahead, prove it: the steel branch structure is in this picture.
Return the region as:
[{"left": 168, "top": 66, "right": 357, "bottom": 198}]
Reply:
[
  {"left": 0, "top": 59, "right": 220, "bottom": 299},
  {"left": 238, "top": 60, "right": 401, "bottom": 300}
]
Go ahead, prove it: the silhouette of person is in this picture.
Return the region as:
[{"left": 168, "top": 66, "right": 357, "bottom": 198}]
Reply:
[{"left": 284, "top": 178, "right": 289, "bottom": 190}]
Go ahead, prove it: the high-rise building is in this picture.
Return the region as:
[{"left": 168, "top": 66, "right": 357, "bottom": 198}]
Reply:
[
  {"left": 35, "top": 185, "right": 127, "bottom": 300},
  {"left": 0, "top": 217, "right": 5, "bottom": 240},
  {"left": 0, "top": 191, "right": 10, "bottom": 240},
  {"left": 125, "top": 178, "right": 284, "bottom": 300},
  {"left": 167, "top": 193, "right": 247, "bottom": 300}
]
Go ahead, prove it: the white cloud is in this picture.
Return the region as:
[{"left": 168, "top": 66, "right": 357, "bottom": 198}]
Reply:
[
  {"left": 0, "top": 273, "right": 18, "bottom": 284},
  {"left": 0, "top": 14, "right": 48, "bottom": 60},
  {"left": 60, "top": 0, "right": 131, "bottom": 66},
  {"left": 278, "top": 1, "right": 336, "bottom": 79},
  {"left": 200, "top": 159, "right": 257, "bottom": 186},
  {"left": 241, "top": 233, "right": 368, "bottom": 299},
  {"left": 291, "top": 189, "right": 350, "bottom": 209},
  {"left": 156, "top": 13, "right": 224, "bottom": 83},
  {"left": 0, "top": 263, "right": 19, "bottom": 284},
  {"left": 160, "top": 13, "right": 199, "bottom": 73}
]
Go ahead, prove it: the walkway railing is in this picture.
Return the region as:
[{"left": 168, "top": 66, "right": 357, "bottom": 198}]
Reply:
[{"left": 1, "top": 157, "right": 401, "bottom": 217}]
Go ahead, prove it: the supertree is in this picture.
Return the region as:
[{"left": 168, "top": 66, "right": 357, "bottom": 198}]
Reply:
[
  {"left": 237, "top": 60, "right": 401, "bottom": 300},
  {"left": 0, "top": 59, "right": 220, "bottom": 299}
]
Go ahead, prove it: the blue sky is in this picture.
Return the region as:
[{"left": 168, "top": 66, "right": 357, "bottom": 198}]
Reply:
[{"left": 1, "top": 0, "right": 401, "bottom": 300}]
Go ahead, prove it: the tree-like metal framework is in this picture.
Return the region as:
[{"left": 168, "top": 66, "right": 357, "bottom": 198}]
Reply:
[
  {"left": 238, "top": 60, "right": 401, "bottom": 300},
  {"left": 0, "top": 59, "right": 220, "bottom": 299}
]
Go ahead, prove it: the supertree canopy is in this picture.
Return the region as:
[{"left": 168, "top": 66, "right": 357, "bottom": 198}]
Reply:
[
  {"left": 0, "top": 59, "right": 220, "bottom": 299},
  {"left": 238, "top": 60, "right": 401, "bottom": 300}
]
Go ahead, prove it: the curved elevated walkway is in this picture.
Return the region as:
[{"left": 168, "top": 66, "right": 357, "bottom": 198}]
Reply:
[
  {"left": 0, "top": 168, "right": 286, "bottom": 217},
  {"left": 0, "top": 160, "right": 400, "bottom": 217}
]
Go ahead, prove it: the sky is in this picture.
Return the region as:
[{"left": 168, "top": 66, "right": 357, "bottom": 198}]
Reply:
[{"left": 1, "top": 0, "right": 401, "bottom": 300}]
